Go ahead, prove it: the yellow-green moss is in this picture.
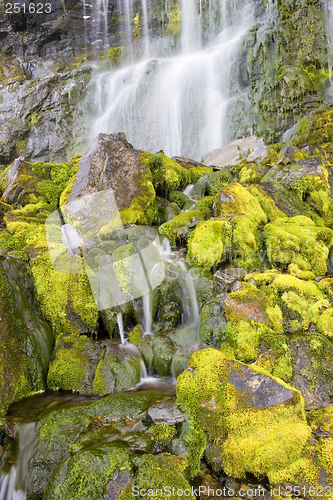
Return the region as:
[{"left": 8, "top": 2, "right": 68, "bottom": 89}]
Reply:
[
  {"left": 187, "top": 218, "right": 232, "bottom": 268},
  {"left": 47, "top": 340, "right": 91, "bottom": 392},
  {"left": 264, "top": 216, "right": 333, "bottom": 275},
  {"left": 214, "top": 183, "right": 267, "bottom": 224},
  {"left": 140, "top": 152, "right": 191, "bottom": 194},
  {"left": 159, "top": 209, "right": 209, "bottom": 247},
  {"left": 176, "top": 348, "right": 311, "bottom": 482}
]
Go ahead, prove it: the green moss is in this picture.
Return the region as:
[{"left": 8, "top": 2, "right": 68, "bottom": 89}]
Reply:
[
  {"left": 194, "top": 196, "right": 215, "bottom": 213},
  {"left": 47, "top": 338, "right": 92, "bottom": 392},
  {"left": 134, "top": 454, "right": 194, "bottom": 499},
  {"left": 189, "top": 166, "right": 213, "bottom": 183},
  {"left": 44, "top": 446, "right": 132, "bottom": 500},
  {"left": 205, "top": 169, "right": 233, "bottom": 196},
  {"left": 317, "top": 308, "right": 333, "bottom": 338},
  {"left": 224, "top": 282, "right": 283, "bottom": 362},
  {"left": 148, "top": 424, "right": 175, "bottom": 443},
  {"left": 215, "top": 183, "right": 267, "bottom": 224},
  {"left": 140, "top": 152, "right": 191, "bottom": 194},
  {"left": 247, "top": 184, "right": 286, "bottom": 221},
  {"left": 30, "top": 250, "right": 98, "bottom": 339},
  {"left": 128, "top": 325, "right": 145, "bottom": 344},
  {"left": 176, "top": 348, "right": 310, "bottom": 482},
  {"left": 264, "top": 216, "right": 333, "bottom": 275},
  {"left": 187, "top": 218, "right": 232, "bottom": 269},
  {"left": 93, "top": 350, "right": 141, "bottom": 394},
  {"left": 239, "top": 165, "right": 262, "bottom": 183},
  {"left": 291, "top": 106, "right": 333, "bottom": 155},
  {"left": 159, "top": 209, "right": 209, "bottom": 247}
]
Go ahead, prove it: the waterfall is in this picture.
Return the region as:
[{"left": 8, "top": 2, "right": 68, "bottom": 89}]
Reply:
[
  {"left": 142, "top": 293, "right": 152, "bottom": 334},
  {"left": 89, "top": 0, "right": 255, "bottom": 160},
  {"left": 0, "top": 422, "right": 38, "bottom": 500},
  {"left": 116, "top": 312, "right": 125, "bottom": 344}
]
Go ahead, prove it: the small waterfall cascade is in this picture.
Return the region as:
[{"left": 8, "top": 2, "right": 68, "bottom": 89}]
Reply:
[
  {"left": 89, "top": 0, "right": 255, "bottom": 160},
  {"left": 326, "top": 0, "right": 333, "bottom": 84},
  {"left": 142, "top": 293, "right": 152, "bottom": 334},
  {"left": 0, "top": 422, "right": 38, "bottom": 500},
  {"left": 116, "top": 312, "right": 125, "bottom": 344}
]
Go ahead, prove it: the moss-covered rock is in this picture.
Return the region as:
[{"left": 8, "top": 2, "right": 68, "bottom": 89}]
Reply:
[
  {"left": 264, "top": 216, "right": 333, "bottom": 276},
  {"left": 224, "top": 282, "right": 284, "bottom": 362},
  {"left": 93, "top": 343, "right": 142, "bottom": 394},
  {"left": 47, "top": 335, "right": 99, "bottom": 394},
  {"left": 290, "top": 106, "right": 333, "bottom": 156},
  {"left": 159, "top": 208, "right": 210, "bottom": 247},
  {"left": 44, "top": 446, "right": 132, "bottom": 500},
  {"left": 0, "top": 256, "right": 53, "bottom": 421},
  {"left": 176, "top": 348, "right": 311, "bottom": 482},
  {"left": 140, "top": 152, "right": 191, "bottom": 194},
  {"left": 187, "top": 218, "right": 232, "bottom": 269},
  {"left": 132, "top": 454, "right": 194, "bottom": 500}
]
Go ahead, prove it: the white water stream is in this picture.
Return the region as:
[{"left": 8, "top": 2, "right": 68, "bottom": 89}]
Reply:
[{"left": 89, "top": 0, "right": 255, "bottom": 159}]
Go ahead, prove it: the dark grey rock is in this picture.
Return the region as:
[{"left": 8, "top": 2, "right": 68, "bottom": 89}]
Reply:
[
  {"left": 289, "top": 334, "right": 333, "bottom": 410},
  {"left": 68, "top": 133, "right": 146, "bottom": 210},
  {"left": 146, "top": 402, "right": 184, "bottom": 425},
  {"left": 228, "top": 361, "right": 295, "bottom": 409},
  {"left": 105, "top": 471, "right": 132, "bottom": 500}
]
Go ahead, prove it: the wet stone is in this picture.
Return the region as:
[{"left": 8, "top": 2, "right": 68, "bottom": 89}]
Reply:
[
  {"left": 105, "top": 471, "right": 132, "bottom": 500},
  {"left": 214, "top": 268, "right": 247, "bottom": 286},
  {"left": 146, "top": 402, "right": 184, "bottom": 425},
  {"left": 228, "top": 361, "right": 295, "bottom": 409},
  {"left": 203, "top": 136, "right": 269, "bottom": 169}
]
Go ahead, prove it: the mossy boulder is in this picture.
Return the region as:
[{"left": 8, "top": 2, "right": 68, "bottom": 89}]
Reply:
[
  {"left": 0, "top": 157, "right": 79, "bottom": 209},
  {"left": 224, "top": 282, "right": 283, "bottom": 362},
  {"left": 289, "top": 334, "right": 333, "bottom": 410},
  {"left": 159, "top": 208, "right": 210, "bottom": 247},
  {"left": 0, "top": 256, "right": 53, "bottom": 421},
  {"left": 176, "top": 348, "right": 311, "bottom": 483},
  {"left": 140, "top": 151, "right": 191, "bottom": 194},
  {"left": 27, "top": 391, "right": 170, "bottom": 499},
  {"left": 93, "top": 343, "right": 142, "bottom": 394},
  {"left": 47, "top": 335, "right": 100, "bottom": 394},
  {"left": 131, "top": 454, "right": 194, "bottom": 500},
  {"left": 66, "top": 133, "right": 156, "bottom": 225},
  {"left": 187, "top": 218, "right": 232, "bottom": 269},
  {"left": 262, "top": 153, "right": 333, "bottom": 225},
  {"left": 290, "top": 106, "right": 333, "bottom": 156},
  {"left": 264, "top": 216, "right": 333, "bottom": 276},
  {"left": 43, "top": 446, "right": 132, "bottom": 500}
]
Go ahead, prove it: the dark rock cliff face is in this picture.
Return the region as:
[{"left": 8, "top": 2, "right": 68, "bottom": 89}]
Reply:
[{"left": 0, "top": 0, "right": 332, "bottom": 165}]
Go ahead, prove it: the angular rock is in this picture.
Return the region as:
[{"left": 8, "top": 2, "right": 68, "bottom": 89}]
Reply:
[
  {"left": 227, "top": 361, "right": 295, "bottom": 409},
  {"left": 214, "top": 268, "right": 247, "bottom": 286},
  {"left": 68, "top": 132, "right": 153, "bottom": 208},
  {"left": 202, "top": 136, "right": 269, "bottom": 169},
  {"left": 289, "top": 334, "right": 333, "bottom": 410},
  {"left": 105, "top": 471, "right": 132, "bottom": 500},
  {"left": 146, "top": 402, "right": 184, "bottom": 425},
  {"left": 224, "top": 296, "right": 267, "bottom": 323}
]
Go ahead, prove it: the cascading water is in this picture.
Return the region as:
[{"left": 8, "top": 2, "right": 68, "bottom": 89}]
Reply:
[
  {"left": 0, "top": 422, "right": 38, "bottom": 500},
  {"left": 116, "top": 311, "right": 125, "bottom": 344},
  {"left": 89, "top": 0, "right": 254, "bottom": 160},
  {"left": 142, "top": 293, "right": 152, "bottom": 334}
]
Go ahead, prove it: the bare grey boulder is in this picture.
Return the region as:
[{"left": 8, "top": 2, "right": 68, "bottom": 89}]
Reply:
[
  {"left": 202, "top": 136, "right": 269, "bottom": 169},
  {"left": 146, "top": 402, "right": 184, "bottom": 425}
]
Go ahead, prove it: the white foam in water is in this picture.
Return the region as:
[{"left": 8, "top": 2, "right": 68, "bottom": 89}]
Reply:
[
  {"left": 90, "top": 0, "right": 255, "bottom": 160},
  {"left": 117, "top": 312, "right": 125, "bottom": 344},
  {"left": 142, "top": 293, "right": 152, "bottom": 335}
]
